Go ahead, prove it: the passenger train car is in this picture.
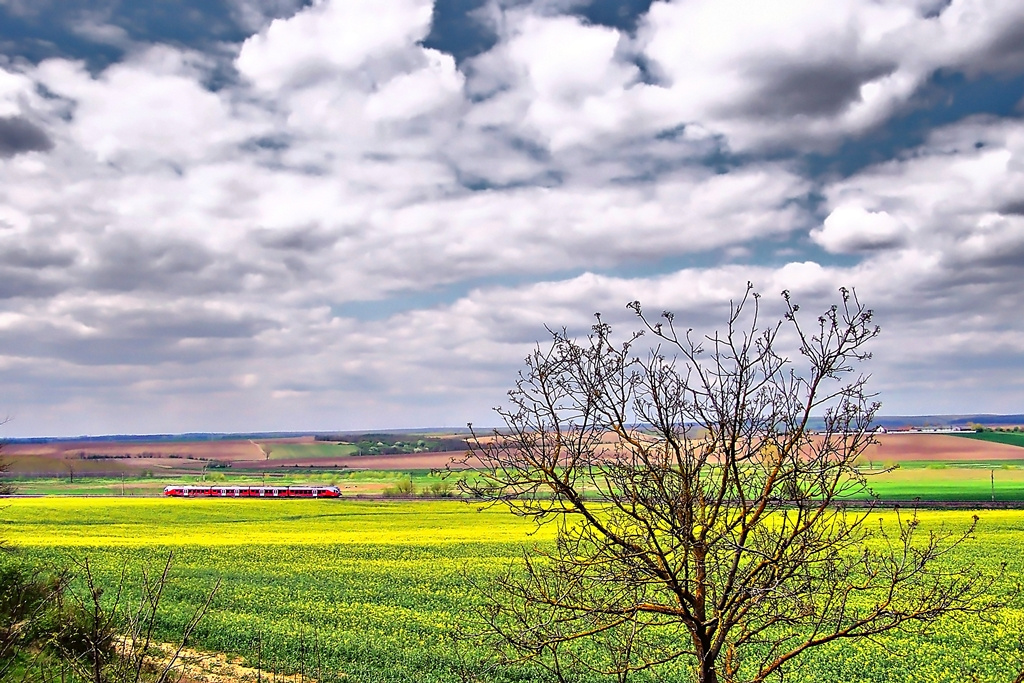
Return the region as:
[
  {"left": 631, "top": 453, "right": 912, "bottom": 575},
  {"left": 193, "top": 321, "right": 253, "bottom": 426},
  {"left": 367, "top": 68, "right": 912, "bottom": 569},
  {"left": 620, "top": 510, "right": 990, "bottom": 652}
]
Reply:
[{"left": 163, "top": 485, "right": 341, "bottom": 498}]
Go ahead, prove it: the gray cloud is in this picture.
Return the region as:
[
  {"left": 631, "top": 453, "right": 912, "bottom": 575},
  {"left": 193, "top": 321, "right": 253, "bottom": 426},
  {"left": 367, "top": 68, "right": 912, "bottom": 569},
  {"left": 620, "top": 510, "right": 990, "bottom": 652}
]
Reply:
[
  {"left": 0, "top": 267, "right": 64, "bottom": 299},
  {"left": 998, "top": 199, "right": 1024, "bottom": 216},
  {"left": 944, "top": 227, "right": 1024, "bottom": 273},
  {"left": 86, "top": 234, "right": 235, "bottom": 295},
  {"left": 0, "top": 305, "right": 276, "bottom": 367},
  {"left": 0, "top": 116, "right": 53, "bottom": 157},
  {"left": 742, "top": 59, "right": 897, "bottom": 118},
  {"left": 975, "top": 17, "right": 1024, "bottom": 73},
  {"left": 255, "top": 225, "right": 338, "bottom": 252},
  {"left": 0, "top": 243, "right": 76, "bottom": 269},
  {"left": 227, "top": 0, "right": 310, "bottom": 31},
  {"left": 99, "top": 308, "right": 275, "bottom": 341},
  {"left": 4, "top": 334, "right": 247, "bottom": 367}
]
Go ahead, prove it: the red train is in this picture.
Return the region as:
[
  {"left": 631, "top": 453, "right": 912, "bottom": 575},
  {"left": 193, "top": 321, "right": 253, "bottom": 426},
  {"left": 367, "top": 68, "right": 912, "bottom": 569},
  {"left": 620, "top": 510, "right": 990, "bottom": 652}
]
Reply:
[{"left": 163, "top": 485, "right": 341, "bottom": 498}]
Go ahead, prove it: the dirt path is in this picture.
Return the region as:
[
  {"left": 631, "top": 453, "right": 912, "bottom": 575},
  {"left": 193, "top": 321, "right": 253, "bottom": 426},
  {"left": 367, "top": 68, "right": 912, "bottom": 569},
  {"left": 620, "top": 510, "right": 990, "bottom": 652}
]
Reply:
[{"left": 149, "top": 640, "right": 335, "bottom": 683}]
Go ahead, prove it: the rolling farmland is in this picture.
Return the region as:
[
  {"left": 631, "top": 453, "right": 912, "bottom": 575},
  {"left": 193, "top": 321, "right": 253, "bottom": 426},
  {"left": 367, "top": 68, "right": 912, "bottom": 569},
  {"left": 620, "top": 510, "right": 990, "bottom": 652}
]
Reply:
[
  {"left": 860, "top": 432, "right": 1024, "bottom": 463},
  {"left": 7, "top": 431, "right": 1024, "bottom": 500},
  {"left": 1, "top": 432, "right": 472, "bottom": 479},
  {"left": 1, "top": 499, "right": 1022, "bottom": 682},
  {"left": 4, "top": 431, "right": 1024, "bottom": 681},
  {"left": 953, "top": 430, "right": 1024, "bottom": 449}
]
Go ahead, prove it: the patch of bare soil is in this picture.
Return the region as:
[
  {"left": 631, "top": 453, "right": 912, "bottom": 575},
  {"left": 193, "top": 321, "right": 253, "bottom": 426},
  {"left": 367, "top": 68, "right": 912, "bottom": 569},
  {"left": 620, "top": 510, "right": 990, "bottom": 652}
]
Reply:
[
  {"left": 4, "top": 440, "right": 267, "bottom": 476},
  {"left": 4, "top": 440, "right": 264, "bottom": 461},
  {"left": 147, "top": 641, "right": 333, "bottom": 683},
  {"left": 860, "top": 433, "right": 1024, "bottom": 461},
  {"left": 229, "top": 451, "right": 476, "bottom": 471}
]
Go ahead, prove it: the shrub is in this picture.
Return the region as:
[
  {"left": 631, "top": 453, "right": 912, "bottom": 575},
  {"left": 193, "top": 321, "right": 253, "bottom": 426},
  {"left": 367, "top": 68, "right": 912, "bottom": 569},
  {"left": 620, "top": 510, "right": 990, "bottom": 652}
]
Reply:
[
  {"left": 382, "top": 478, "right": 416, "bottom": 497},
  {"left": 422, "top": 481, "right": 453, "bottom": 498}
]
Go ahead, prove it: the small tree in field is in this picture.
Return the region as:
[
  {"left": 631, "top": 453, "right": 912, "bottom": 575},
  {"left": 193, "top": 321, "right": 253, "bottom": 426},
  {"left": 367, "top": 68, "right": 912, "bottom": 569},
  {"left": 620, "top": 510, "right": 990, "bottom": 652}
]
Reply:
[
  {"left": 456, "top": 286, "right": 986, "bottom": 683},
  {"left": 0, "top": 441, "right": 15, "bottom": 496}
]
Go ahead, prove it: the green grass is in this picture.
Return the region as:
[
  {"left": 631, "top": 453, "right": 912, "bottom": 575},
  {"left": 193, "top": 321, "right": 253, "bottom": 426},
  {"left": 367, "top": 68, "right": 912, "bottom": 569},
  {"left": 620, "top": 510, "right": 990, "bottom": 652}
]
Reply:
[
  {"left": 11, "top": 463, "right": 1024, "bottom": 502},
  {"left": 1, "top": 500, "right": 1023, "bottom": 682},
  {"left": 4, "top": 469, "right": 470, "bottom": 497},
  {"left": 853, "top": 463, "right": 1024, "bottom": 500},
  {"left": 263, "top": 442, "right": 360, "bottom": 459},
  {"left": 953, "top": 431, "right": 1024, "bottom": 448}
]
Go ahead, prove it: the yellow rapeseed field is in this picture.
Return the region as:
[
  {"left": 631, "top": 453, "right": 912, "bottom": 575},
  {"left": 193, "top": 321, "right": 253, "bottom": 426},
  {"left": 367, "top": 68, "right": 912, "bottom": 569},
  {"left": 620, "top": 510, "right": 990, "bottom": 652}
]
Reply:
[{"left": 1, "top": 499, "right": 1021, "bottom": 682}]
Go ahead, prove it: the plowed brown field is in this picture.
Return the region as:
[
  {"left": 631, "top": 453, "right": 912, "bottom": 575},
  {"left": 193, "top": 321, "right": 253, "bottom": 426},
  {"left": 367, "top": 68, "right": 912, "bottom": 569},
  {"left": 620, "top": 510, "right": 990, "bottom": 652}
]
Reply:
[
  {"left": 4, "top": 439, "right": 265, "bottom": 460},
  {"left": 3, "top": 439, "right": 266, "bottom": 476},
  {"left": 860, "top": 433, "right": 1024, "bottom": 461},
  {"left": 229, "top": 451, "right": 471, "bottom": 470}
]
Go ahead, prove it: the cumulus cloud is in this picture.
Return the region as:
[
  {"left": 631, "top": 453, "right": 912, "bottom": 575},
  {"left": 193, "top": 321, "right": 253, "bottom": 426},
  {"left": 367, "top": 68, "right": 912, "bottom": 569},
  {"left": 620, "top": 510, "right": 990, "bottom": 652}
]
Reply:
[
  {"left": 631, "top": 0, "right": 1024, "bottom": 151},
  {"left": 36, "top": 48, "right": 261, "bottom": 166},
  {"left": 823, "top": 116, "right": 1024, "bottom": 278},
  {"left": 235, "top": 0, "right": 435, "bottom": 91},
  {"left": 1, "top": 0, "right": 1024, "bottom": 434},
  {"left": 457, "top": 0, "right": 1024, "bottom": 153},
  {"left": 813, "top": 205, "right": 908, "bottom": 252}
]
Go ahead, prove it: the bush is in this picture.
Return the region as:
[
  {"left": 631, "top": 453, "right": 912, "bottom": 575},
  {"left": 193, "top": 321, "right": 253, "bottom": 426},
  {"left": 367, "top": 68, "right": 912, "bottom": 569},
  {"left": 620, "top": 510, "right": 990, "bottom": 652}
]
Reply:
[
  {"left": 382, "top": 478, "right": 416, "bottom": 497},
  {"left": 0, "top": 564, "right": 65, "bottom": 664},
  {"left": 0, "top": 553, "right": 217, "bottom": 683},
  {"left": 421, "top": 481, "right": 453, "bottom": 498}
]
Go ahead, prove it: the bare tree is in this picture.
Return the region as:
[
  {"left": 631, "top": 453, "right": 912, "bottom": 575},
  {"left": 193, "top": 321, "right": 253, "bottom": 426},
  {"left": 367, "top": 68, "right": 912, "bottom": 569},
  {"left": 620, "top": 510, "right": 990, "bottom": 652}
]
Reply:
[
  {"left": 0, "top": 417, "right": 16, "bottom": 495},
  {"left": 456, "top": 285, "right": 988, "bottom": 683},
  {"left": 0, "top": 444, "right": 15, "bottom": 496},
  {"left": 48, "top": 553, "right": 220, "bottom": 683}
]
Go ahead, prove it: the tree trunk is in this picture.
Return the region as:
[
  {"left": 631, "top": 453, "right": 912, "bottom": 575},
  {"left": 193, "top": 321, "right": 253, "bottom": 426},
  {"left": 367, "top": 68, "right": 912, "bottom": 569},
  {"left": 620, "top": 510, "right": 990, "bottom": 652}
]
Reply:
[
  {"left": 694, "top": 638, "right": 718, "bottom": 683},
  {"left": 698, "top": 660, "right": 719, "bottom": 683}
]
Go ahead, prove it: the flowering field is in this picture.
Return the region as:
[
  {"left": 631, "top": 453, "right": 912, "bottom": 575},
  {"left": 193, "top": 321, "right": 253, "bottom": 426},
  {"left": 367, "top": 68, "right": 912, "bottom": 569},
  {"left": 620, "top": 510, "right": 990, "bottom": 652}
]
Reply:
[{"left": 1, "top": 499, "right": 1022, "bottom": 682}]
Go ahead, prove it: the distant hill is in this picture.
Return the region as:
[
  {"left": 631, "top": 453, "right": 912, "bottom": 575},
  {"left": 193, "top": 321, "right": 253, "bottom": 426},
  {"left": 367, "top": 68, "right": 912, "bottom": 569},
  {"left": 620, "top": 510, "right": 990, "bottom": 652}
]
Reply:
[
  {"left": 1, "top": 417, "right": 1020, "bottom": 444},
  {"left": 1, "top": 428, "right": 473, "bottom": 445},
  {"left": 868, "top": 414, "right": 1024, "bottom": 429},
  {"left": 795, "top": 414, "right": 1022, "bottom": 432}
]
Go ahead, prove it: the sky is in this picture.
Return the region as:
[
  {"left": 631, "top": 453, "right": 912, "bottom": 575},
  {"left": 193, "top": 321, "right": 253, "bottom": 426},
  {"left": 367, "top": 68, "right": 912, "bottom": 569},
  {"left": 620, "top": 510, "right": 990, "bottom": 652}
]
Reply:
[{"left": 0, "top": 0, "right": 1023, "bottom": 437}]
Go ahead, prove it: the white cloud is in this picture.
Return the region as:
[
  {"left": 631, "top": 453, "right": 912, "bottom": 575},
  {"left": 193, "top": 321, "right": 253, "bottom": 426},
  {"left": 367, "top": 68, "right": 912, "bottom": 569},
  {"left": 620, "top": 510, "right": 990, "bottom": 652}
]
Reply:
[
  {"left": 0, "top": 66, "right": 38, "bottom": 117},
  {"left": 35, "top": 48, "right": 259, "bottom": 166},
  {"left": 823, "top": 116, "right": 1024, "bottom": 271},
  {"left": 457, "top": 0, "right": 1024, "bottom": 153},
  {"left": 235, "top": 0, "right": 435, "bottom": 92},
  {"left": 630, "top": 0, "right": 1024, "bottom": 151},
  {"left": 364, "top": 49, "right": 464, "bottom": 121},
  {"left": 813, "top": 205, "right": 908, "bottom": 253}
]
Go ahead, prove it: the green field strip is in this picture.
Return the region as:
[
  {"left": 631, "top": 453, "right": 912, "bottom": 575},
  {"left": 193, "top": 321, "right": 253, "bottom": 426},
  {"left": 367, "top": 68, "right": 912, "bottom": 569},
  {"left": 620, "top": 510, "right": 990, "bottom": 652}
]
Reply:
[
  {"left": 951, "top": 431, "right": 1024, "bottom": 448},
  {"left": 264, "top": 442, "right": 360, "bottom": 459},
  {"left": 4, "top": 469, "right": 475, "bottom": 496},
  {"left": 869, "top": 460, "right": 1024, "bottom": 468},
  {"left": 845, "top": 465, "right": 1024, "bottom": 500}
]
